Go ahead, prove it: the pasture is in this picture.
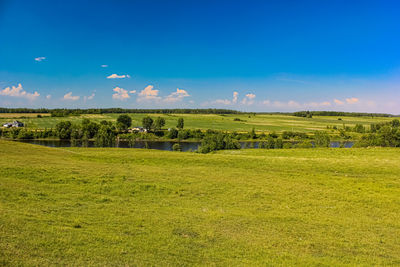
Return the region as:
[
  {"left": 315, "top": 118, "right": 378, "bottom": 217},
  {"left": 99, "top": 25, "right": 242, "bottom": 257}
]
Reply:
[
  {"left": 0, "top": 113, "right": 394, "bottom": 132},
  {"left": 1, "top": 140, "right": 399, "bottom": 265}
]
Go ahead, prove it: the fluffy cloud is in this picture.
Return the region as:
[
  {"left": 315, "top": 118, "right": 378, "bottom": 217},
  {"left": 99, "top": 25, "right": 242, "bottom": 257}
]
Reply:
[
  {"left": 107, "top": 74, "right": 131, "bottom": 79},
  {"left": 46, "top": 94, "right": 51, "bottom": 99},
  {"left": 101, "top": 65, "right": 108, "bottom": 68},
  {"left": 63, "top": 92, "right": 80, "bottom": 101},
  {"left": 34, "top": 57, "right": 46, "bottom": 62},
  {"left": 112, "top": 87, "right": 130, "bottom": 100},
  {"left": 137, "top": 85, "right": 160, "bottom": 102},
  {"left": 164, "top": 88, "right": 190, "bottom": 103},
  {"left": 214, "top": 91, "right": 239, "bottom": 105},
  {"left": 129, "top": 90, "right": 136, "bottom": 94},
  {"left": 346, "top": 97, "right": 359, "bottom": 104},
  {"left": 0, "top": 84, "right": 40, "bottom": 100},
  {"left": 241, "top": 93, "right": 256, "bottom": 105}
]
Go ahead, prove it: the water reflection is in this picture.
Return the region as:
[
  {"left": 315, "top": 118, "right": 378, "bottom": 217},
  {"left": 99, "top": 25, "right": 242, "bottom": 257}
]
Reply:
[{"left": 15, "top": 139, "right": 354, "bottom": 151}]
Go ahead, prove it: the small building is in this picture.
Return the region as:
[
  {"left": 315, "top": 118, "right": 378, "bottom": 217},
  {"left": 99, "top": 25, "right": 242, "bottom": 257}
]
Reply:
[
  {"left": 2, "top": 121, "right": 24, "bottom": 128},
  {"left": 130, "top": 126, "right": 147, "bottom": 133},
  {"left": 12, "top": 121, "right": 24, "bottom": 127}
]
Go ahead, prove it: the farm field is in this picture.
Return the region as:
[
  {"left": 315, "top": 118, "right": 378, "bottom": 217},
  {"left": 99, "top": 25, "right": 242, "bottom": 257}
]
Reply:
[
  {"left": 1, "top": 140, "right": 399, "bottom": 265},
  {"left": 0, "top": 113, "right": 394, "bottom": 132}
]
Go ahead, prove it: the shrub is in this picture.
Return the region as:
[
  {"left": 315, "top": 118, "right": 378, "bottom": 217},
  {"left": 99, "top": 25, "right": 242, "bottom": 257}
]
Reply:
[{"left": 172, "top": 143, "right": 182, "bottom": 151}]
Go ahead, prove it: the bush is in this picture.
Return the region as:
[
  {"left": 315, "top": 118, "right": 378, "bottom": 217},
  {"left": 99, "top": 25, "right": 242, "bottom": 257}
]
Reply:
[
  {"left": 172, "top": 143, "right": 182, "bottom": 151},
  {"left": 295, "top": 140, "right": 313, "bottom": 148},
  {"left": 314, "top": 131, "right": 330, "bottom": 147}
]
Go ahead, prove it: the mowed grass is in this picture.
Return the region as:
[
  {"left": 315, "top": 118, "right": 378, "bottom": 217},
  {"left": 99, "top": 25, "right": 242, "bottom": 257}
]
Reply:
[
  {"left": 1, "top": 140, "right": 400, "bottom": 265},
  {"left": 0, "top": 113, "right": 394, "bottom": 132}
]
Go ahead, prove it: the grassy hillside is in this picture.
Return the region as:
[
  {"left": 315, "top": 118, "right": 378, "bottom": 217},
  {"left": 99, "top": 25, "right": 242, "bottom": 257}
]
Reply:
[
  {"left": 1, "top": 140, "right": 399, "bottom": 265},
  {"left": 0, "top": 113, "right": 393, "bottom": 132}
]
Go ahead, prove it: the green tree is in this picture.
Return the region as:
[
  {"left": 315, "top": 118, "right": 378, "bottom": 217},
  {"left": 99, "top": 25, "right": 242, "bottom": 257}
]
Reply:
[
  {"left": 95, "top": 125, "right": 115, "bottom": 147},
  {"left": 250, "top": 128, "right": 256, "bottom": 139},
  {"left": 117, "top": 115, "right": 132, "bottom": 131},
  {"left": 154, "top": 117, "right": 166, "bottom": 131},
  {"left": 167, "top": 128, "right": 178, "bottom": 139},
  {"left": 142, "top": 116, "right": 153, "bottom": 131},
  {"left": 55, "top": 121, "right": 72, "bottom": 139},
  {"left": 314, "top": 131, "right": 331, "bottom": 147},
  {"left": 177, "top": 118, "right": 184, "bottom": 129}
]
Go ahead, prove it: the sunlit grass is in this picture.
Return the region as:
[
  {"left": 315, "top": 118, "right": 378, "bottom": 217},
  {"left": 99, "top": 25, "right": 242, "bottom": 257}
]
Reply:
[
  {"left": 0, "top": 113, "right": 393, "bottom": 132},
  {"left": 1, "top": 140, "right": 399, "bottom": 265}
]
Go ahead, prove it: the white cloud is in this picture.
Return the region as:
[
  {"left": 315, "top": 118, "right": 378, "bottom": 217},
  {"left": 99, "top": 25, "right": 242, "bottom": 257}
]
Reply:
[
  {"left": 334, "top": 99, "right": 344, "bottom": 105},
  {"left": 0, "top": 84, "right": 40, "bottom": 100},
  {"left": 129, "top": 90, "right": 136, "bottom": 94},
  {"left": 101, "top": 65, "right": 108, "bottom": 68},
  {"left": 137, "top": 85, "right": 160, "bottom": 102},
  {"left": 307, "top": 101, "right": 331, "bottom": 108},
  {"left": 241, "top": 93, "right": 256, "bottom": 105},
  {"left": 232, "top": 91, "right": 238, "bottom": 104},
  {"left": 346, "top": 97, "right": 359, "bottom": 104},
  {"left": 63, "top": 92, "right": 80, "bottom": 101},
  {"left": 214, "top": 91, "right": 239, "bottom": 105},
  {"left": 87, "top": 93, "right": 95, "bottom": 100},
  {"left": 214, "top": 99, "right": 232, "bottom": 105},
  {"left": 84, "top": 92, "right": 95, "bottom": 102},
  {"left": 46, "top": 94, "right": 51, "bottom": 99},
  {"left": 112, "top": 87, "right": 130, "bottom": 100},
  {"left": 263, "top": 100, "right": 331, "bottom": 109},
  {"left": 164, "top": 88, "right": 190, "bottom": 103},
  {"left": 107, "top": 74, "right": 131, "bottom": 79},
  {"left": 35, "top": 57, "right": 46, "bottom": 62}
]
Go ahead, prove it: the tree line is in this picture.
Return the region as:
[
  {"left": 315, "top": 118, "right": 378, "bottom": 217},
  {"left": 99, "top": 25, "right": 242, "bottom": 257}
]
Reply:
[{"left": 293, "top": 111, "right": 395, "bottom": 117}]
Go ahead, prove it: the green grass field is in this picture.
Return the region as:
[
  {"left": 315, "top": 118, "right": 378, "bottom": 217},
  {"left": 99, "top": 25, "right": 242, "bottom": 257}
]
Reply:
[
  {"left": 1, "top": 140, "right": 399, "bottom": 265},
  {"left": 0, "top": 113, "right": 394, "bottom": 132}
]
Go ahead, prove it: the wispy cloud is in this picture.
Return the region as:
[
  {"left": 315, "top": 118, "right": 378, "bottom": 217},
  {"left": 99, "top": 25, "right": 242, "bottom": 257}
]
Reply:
[
  {"left": 262, "top": 100, "right": 332, "bottom": 109},
  {"left": 0, "top": 84, "right": 40, "bottom": 100},
  {"left": 101, "top": 65, "right": 108, "bottom": 68},
  {"left": 129, "top": 90, "right": 136, "bottom": 94},
  {"left": 63, "top": 92, "right": 80, "bottom": 101},
  {"left": 241, "top": 93, "right": 256, "bottom": 105},
  {"left": 346, "top": 97, "right": 359, "bottom": 104},
  {"left": 164, "top": 88, "right": 190, "bottom": 103},
  {"left": 112, "top": 87, "right": 130, "bottom": 100},
  {"left": 84, "top": 92, "right": 95, "bottom": 102},
  {"left": 137, "top": 85, "right": 160, "bottom": 102},
  {"left": 334, "top": 99, "right": 344, "bottom": 105},
  {"left": 46, "top": 94, "right": 51, "bottom": 100},
  {"left": 34, "top": 57, "right": 46, "bottom": 62},
  {"left": 107, "top": 74, "right": 131, "bottom": 79}
]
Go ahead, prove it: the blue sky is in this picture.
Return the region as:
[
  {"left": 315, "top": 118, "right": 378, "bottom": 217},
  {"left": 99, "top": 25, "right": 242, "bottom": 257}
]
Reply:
[{"left": 0, "top": 0, "right": 399, "bottom": 113}]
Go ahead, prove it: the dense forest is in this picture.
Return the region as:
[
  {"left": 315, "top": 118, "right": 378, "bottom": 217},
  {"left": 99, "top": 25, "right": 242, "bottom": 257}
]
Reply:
[
  {"left": 0, "top": 108, "right": 397, "bottom": 117},
  {"left": 293, "top": 110, "right": 395, "bottom": 117}
]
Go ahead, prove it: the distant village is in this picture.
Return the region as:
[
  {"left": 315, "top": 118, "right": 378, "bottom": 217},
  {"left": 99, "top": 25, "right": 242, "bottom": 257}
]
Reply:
[{"left": 2, "top": 121, "right": 25, "bottom": 128}]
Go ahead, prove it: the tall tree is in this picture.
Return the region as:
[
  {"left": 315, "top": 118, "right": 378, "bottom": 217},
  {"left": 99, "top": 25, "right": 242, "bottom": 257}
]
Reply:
[
  {"left": 154, "top": 117, "right": 166, "bottom": 131},
  {"left": 177, "top": 118, "right": 184, "bottom": 129},
  {"left": 142, "top": 116, "right": 154, "bottom": 131},
  {"left": 116, "top": 115, "right": 132, "bottom": 131}
]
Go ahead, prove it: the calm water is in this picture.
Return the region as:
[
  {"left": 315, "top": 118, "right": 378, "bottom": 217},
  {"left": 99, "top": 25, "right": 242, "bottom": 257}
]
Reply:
[{"left": 15, "top": 139, "right": 354, "bottom": 151}]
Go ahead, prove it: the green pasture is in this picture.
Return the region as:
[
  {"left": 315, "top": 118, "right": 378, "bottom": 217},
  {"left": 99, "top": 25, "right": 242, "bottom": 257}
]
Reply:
[
  {"left": 0, "top": 113, "right": 393, "bottom": 132},
  {"left": 1, "top": 140, "right": 399, "bottom": 265}
]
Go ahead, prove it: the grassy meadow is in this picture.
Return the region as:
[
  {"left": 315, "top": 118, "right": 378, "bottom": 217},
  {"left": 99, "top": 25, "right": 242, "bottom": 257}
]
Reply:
[
  {"left": 0, "top": 113, "right": 394, "bottom": 132},
  {"left": 1, "top": 140, "right": 399, "bottom": 265}
]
